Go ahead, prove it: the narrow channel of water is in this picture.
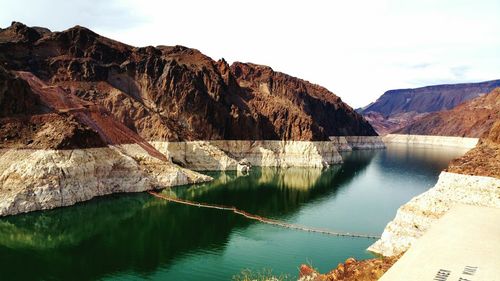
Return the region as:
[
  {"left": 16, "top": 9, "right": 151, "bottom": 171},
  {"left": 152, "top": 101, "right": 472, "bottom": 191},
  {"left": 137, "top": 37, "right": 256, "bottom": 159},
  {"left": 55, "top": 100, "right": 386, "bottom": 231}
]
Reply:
[{"left": 0, "top": 144, "right": 469, "bottom": 280}]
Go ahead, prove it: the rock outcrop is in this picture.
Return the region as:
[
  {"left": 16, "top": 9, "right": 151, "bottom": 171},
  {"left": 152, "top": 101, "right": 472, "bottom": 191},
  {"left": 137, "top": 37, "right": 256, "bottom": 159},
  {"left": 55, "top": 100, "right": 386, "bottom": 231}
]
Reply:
[
  {"left": 359, "top": 80, "right": 500, "bottom": 134},
  {"left": 395, "top": 88, "right": 500, "bottom": 137},
  {"left": 298, "top": 256, "right": 400, "bottom": 281},
  {"left": 0, "top": 22, "right": 377, "bottom": 142},
  {"left": 152, "top": 140, "right": 344, "bottom": 170},
  {"left": 151, "top": 137, "right": 385, "bottom": 171},
  {"left": 0, "top": 145, "right": 211, "bottom": 216}
]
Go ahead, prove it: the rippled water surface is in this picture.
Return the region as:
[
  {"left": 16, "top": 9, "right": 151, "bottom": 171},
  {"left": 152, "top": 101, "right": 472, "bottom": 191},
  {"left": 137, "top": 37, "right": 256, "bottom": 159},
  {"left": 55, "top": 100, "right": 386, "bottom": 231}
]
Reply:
[{"left": 0, "top": 144, "right": 469, "bottom": 280}]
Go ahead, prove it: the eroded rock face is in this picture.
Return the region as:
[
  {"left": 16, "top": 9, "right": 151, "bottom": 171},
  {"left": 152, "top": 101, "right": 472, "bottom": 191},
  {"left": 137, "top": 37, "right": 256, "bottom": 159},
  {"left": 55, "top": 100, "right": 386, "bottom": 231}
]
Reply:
[
  {"left": 152, "top": 140, "right": 345, "bottom": 170},
  {"left": 230, "top": 62, "right": 376, "bottom": 139},
  {"left": 0, "top": 145, "right": 211, "bottom": 216},
  {"left": 362, "top": 111, "right": 430, "bottom": 136},
  {"left": 0, "top": 22, "right": 376, "bottom": 142}
]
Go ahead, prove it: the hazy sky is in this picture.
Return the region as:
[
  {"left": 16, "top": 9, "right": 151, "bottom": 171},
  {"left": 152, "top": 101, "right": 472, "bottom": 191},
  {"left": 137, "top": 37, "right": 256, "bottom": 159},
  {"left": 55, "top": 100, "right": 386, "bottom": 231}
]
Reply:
[{"left": 1, "top": 0, "right": 499, "bottom": 108}]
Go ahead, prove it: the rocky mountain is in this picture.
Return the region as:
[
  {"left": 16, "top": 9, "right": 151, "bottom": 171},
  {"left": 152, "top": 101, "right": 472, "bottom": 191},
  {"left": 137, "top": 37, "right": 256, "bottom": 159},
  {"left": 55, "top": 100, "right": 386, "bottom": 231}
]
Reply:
[
  {"left": 0, "top": 22, "right": 382, "bottom": 216},
  {"left": 0, "top": 21, "right": 376, "bottom": 146},
  {"left": 395, "top": 88, "right": 500, "bottom": 137},
  {"left": 359, "top": 80, "right": 500, "bottom": 134}
]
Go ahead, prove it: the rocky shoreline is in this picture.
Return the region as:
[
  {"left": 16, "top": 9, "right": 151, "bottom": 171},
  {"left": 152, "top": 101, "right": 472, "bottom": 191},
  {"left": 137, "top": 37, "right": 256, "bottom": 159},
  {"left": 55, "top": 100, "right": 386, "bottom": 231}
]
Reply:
[
  {"left": 368, "top": 171, "right": 500, "bottom": 256},
  {"left": 370, "top": 125, "right": 500, "bottom": 257},
  {"left": 152, "top": 137, "right": 385, "bottom": 171},
  {"left": 0, "top": 144, "right": 212, "bottom": 216},
  {"left": 0, "top": 138, "right": 385, "bottom": 217}
]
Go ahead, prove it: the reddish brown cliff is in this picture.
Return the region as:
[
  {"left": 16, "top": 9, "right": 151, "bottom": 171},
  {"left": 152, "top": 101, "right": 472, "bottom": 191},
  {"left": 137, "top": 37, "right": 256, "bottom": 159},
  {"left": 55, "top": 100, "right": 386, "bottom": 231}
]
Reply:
[
  {"left": 231, "top": 62, "right": 375, "bottom": 139},
  {"left": 0, "top": 22, "right": 376, "bottom": 143},
  {"left": 395, "top": 88, "right": 500, "bottom": 137},
  {"left": 0, "top": 65, "right": 105, "bottom": 149}
]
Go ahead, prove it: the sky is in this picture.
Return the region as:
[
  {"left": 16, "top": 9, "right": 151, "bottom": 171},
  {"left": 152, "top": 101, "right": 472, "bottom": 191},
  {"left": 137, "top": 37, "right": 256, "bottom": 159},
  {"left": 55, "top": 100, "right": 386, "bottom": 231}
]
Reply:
[{"left": 1, "top": 0, "right": 499, "bottom": 108}]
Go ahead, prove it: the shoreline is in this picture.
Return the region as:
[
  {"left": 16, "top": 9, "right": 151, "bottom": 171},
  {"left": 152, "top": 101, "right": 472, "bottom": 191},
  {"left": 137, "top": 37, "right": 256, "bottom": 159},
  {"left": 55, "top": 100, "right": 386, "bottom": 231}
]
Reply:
[
  {"left": 0, "top": 134, "right": 479, "bottom": 217},
  {"left": 382, "top": 134, "right": 478, "bottom": 148},
  {"left": 298, "top": 133, "right": 495, "bottom": 280},
  {"left": 367, "top": 171, "right": 500, "bottom": 257},
  {"left": 0, "top": 137, "right": 385, "bottom": 216}
]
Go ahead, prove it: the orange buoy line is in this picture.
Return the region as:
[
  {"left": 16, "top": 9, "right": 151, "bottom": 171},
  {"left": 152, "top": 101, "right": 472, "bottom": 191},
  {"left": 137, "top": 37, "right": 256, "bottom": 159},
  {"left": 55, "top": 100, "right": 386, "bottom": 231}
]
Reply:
[{"left": 148, "top": 191, "right": 381, "bottom": 240}]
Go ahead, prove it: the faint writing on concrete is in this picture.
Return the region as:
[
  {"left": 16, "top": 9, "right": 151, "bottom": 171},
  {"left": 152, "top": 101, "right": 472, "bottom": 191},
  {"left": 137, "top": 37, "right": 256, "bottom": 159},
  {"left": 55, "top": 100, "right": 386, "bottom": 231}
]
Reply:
[
  {"left": 434, "top": 269, "right": 451, "bottom": 281},
  {"left": 433, "top": 266, "right": 478, "bottom": 281}
]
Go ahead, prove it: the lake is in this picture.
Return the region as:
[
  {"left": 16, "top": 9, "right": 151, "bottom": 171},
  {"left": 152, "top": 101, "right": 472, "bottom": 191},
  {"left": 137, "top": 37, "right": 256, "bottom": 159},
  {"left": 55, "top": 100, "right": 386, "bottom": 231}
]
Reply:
[{"left": 0, "top": 144, "right": 469, "bottom": 280}]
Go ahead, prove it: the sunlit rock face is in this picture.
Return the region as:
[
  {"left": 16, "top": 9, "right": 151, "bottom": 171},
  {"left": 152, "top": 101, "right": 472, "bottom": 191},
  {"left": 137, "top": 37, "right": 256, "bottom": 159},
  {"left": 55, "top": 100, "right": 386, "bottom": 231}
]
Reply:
[
  {"left": 0, "top": 145, "right": 211, "bottom": 216},
  {"left": 152, "top": 140, "right": 343, "bottom": 170},
  {"left": 152, "top": 138, "right": 387, "bottom": 171}
]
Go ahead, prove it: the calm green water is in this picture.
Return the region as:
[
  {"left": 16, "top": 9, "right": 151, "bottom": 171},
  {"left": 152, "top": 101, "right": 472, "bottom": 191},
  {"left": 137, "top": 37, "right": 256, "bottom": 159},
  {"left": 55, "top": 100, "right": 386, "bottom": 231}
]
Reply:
[{"left": 0, "top": 144, "right": 469, "bottom": 281}]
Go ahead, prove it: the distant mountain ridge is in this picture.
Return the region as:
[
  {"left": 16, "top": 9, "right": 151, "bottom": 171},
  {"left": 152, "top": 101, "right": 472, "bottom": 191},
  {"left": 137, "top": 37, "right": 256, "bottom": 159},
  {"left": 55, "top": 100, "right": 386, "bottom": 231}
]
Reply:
[
  {"left": 395, "top": 88, "right": 500, "bottom": 138},
  {"left": 359, "top": 79, "right": 500, "bottom": 134}
]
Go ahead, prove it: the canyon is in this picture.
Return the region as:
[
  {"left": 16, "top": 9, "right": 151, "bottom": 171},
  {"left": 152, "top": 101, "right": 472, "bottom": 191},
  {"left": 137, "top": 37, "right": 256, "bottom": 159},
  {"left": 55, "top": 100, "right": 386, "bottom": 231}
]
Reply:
[
  {"left": 0, "top": 22, "right": 381, "bottom": 216},
  {"left": 1, "top": 21, "right": 499, "bottom": 281}
]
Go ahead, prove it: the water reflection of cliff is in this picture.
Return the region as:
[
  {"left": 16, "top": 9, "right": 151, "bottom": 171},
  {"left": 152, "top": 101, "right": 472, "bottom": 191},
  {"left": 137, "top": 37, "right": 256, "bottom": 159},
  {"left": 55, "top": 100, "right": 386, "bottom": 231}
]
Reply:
[
  {"left": 0, "top": 152, "right": 376, "bottom": 281},
  {"left": 377, "top": 144, "right": 470, "bottom": 177}
]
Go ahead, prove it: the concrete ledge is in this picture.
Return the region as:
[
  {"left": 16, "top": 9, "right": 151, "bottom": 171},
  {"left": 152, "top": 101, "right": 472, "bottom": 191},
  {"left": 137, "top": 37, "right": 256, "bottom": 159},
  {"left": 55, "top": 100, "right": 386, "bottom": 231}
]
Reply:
[{"left": 380, "top": 205, "right": 500, "bottom": 281}]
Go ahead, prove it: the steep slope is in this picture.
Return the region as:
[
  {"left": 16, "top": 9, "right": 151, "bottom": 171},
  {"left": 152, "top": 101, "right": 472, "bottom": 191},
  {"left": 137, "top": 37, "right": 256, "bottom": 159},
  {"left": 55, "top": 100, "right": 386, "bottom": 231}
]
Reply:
[
  {"left": 446, "top": 120, "right": 500, "bottom": 178},
  {"left": 395, "top": 88, "right": 500, "bottom": 137},
  {"left": 359, "top": 80, "right": 500, "bottom": 134},
  {"left": 0, "top": 65, "right": 105, "bottom": 149},
  {"left": 0, "top": 22, "right": 376, "bottom": 141},
  {"left": 231, "top": 62, "right": 375, "bottom": 138}
]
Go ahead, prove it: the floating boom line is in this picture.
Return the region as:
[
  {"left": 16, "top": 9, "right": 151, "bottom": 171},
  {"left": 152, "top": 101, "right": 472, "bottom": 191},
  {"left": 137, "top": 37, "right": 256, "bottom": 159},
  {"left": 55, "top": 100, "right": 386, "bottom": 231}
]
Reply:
[{"left": 148, "top": 191, "right": 381, "bottom": 240}]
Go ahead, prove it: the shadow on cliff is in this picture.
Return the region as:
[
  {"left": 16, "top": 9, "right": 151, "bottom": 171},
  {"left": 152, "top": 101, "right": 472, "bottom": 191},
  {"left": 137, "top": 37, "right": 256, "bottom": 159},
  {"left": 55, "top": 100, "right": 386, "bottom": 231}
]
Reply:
[{"left": 0, "top": 151, "right": 377, "bottom": 281}]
